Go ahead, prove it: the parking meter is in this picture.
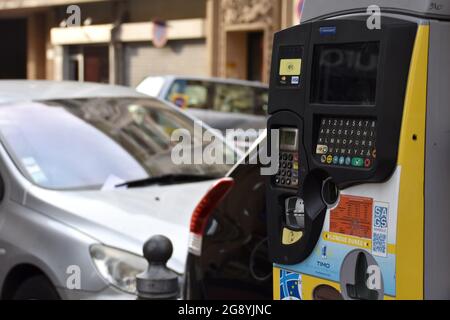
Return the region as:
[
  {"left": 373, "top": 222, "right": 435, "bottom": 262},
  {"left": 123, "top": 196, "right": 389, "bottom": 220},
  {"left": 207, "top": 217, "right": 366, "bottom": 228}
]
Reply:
[{"left": 266, "top": 0, "right": 450, "bottom": 300}]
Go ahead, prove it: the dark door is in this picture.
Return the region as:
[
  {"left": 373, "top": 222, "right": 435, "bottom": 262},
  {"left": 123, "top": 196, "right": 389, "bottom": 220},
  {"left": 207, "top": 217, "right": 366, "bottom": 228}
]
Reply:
[
  {"left": 247, "top": 31, "right": 263, "bottom": 82},
  {"left": 84, "top": 46, "right": 109, "bottom": 83},
  {"left": 68, "top": 45, "right": 109, "bottom": 83},
  {"left": 0, "top": 19, "right": 27, "bottom": 79}
]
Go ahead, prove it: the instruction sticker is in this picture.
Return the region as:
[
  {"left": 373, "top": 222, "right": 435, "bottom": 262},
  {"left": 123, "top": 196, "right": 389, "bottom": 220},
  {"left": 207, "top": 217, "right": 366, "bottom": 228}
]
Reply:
[{"left": 330, "top": 195, "right": 373, "bottom": 239}]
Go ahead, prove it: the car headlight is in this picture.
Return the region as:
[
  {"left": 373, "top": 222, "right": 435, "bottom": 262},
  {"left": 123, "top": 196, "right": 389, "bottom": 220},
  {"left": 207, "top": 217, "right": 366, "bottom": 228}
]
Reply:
[{"left": 90, "top": 244, "right": 147, "bottom": 294}]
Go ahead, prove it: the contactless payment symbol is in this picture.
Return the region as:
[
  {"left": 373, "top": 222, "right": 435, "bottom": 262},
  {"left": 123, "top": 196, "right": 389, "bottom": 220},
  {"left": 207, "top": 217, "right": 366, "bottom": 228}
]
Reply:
[{"left": 279, "top": 59, "right": 302, "bottom": 76}]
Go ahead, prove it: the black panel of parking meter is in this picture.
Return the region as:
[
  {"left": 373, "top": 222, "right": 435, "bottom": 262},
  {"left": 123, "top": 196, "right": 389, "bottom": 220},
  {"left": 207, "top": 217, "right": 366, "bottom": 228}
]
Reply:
[{"left": 266, "top": 16, "right": 417, "bottom": 265}]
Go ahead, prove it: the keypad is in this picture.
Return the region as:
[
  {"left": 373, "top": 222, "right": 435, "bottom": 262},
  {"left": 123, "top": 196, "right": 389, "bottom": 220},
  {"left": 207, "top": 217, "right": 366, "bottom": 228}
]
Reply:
[
  {"left": 315, "top": 117, "right": 377, "bottom": 168},
  {"left": 274, "top": 152, "right": 299, "bottom": 188}
]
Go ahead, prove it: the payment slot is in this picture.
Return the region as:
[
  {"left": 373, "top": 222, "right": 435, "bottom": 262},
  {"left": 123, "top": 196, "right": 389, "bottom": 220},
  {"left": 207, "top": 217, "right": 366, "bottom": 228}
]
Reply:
[{"left": 266, "top": 2, "right": 450, "bottom": 300}]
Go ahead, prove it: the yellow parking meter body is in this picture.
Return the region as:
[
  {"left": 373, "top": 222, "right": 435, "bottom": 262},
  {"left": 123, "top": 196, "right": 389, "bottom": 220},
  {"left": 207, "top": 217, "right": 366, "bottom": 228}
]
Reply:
[{"left": 266, "top": 1, "right": 450, "bottom": 300}]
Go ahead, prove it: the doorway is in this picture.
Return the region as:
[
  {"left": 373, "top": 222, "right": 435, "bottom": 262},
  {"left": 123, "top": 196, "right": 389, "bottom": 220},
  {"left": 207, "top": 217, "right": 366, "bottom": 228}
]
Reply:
[
  {"left": 68, "top": 45, "right": 109, "bottom": 83},
  {"left": 0, "top": 19, "right": 27, "bottom": 79},
  {"left": 247, "top": 31, "right": 264, "bottom": 82},
  {"left": 226, "top": 30, "right": 264, "bottom": 82}
]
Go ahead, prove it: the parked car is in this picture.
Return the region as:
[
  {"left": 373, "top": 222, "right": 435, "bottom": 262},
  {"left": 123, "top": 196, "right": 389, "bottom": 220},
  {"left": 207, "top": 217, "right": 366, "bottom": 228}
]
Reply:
[
  {"left": 0, "top": 80, "right": 239, "bottom": 300},
  {"left": 184, "top": 133, "right": 272, "bottom": 300},
  {"left": 136, "top": 76, "right": 268, "bottom": 150}
]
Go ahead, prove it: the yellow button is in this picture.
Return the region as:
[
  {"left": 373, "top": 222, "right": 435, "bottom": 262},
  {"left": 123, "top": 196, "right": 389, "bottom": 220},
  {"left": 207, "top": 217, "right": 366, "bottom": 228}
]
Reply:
[
  {"left": 282, "top": 228, "right": 303, "bottom": 245},
  {"left": 293, "top": 162, "right": 299, "bottom": 170},
  {"left": 279, "top": 59, "right": 302, "bottom": 76},
  {"left": 326, "top": 155, "right": 333, "bottom": 164}
]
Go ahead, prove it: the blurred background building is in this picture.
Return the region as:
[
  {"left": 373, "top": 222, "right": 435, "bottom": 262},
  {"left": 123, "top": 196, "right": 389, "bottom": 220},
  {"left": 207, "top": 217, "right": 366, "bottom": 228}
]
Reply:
[{"left": 0, "top": 0, "right": 302, "bottom": 85}]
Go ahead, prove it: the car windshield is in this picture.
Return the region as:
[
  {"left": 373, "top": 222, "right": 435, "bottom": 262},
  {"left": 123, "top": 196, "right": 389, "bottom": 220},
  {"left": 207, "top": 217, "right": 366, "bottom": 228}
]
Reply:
[{"left": 0, "top": 97, "right": 236, "bottom": 190}]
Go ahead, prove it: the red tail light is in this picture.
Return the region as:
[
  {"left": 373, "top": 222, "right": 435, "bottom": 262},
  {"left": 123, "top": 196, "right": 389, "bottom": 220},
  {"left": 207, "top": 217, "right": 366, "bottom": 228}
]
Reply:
[{"left": 189, "top": 178, "right": 234, "bottom": 256}]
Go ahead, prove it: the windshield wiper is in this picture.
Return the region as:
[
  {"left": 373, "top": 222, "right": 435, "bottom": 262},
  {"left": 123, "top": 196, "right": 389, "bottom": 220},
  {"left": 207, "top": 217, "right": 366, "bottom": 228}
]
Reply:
[{"left": 116, "top": 174, "right": 219, "bottom": 188}]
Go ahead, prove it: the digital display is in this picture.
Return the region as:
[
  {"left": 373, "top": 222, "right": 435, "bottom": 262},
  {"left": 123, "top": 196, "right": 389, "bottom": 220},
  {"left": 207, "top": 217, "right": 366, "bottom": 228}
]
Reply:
[
  {"left": 275, "top": 128, "right": 299, "bottom": 188},
  {"left": 311, "top": 42, "right": 380, "bottom": 105},
  {"left": 280, "top": 129, "right": 297, "bottom": 148}
]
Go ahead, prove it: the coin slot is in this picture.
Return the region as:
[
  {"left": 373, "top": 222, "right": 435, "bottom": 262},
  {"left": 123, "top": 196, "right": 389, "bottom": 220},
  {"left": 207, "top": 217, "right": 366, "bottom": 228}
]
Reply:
[{"left": 321, "top": 177, "right": 339, "bottom": 208}]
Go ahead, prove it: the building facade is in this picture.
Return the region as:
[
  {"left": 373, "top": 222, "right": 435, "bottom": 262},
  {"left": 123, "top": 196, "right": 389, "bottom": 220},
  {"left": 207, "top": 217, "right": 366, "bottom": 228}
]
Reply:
[{"left": 0, "top": 0, "right": 300, "bottom": 85}]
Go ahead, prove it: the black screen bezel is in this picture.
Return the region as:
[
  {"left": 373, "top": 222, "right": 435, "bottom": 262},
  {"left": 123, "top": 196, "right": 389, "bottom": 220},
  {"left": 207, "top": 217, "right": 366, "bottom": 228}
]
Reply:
[{"left": 310, "top": 41, "right": 381, "bottom": 106}]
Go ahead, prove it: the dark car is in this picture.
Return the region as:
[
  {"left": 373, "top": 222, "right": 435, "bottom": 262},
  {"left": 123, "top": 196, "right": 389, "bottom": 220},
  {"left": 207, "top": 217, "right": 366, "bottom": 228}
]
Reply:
[{"left": 183, "top": 135, "right": 272, "bottom": 299}]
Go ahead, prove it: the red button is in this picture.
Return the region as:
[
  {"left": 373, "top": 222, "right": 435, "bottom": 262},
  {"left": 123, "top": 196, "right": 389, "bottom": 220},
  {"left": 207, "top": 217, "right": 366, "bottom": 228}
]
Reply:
[{"left": 364, "top": 158, "right": 371, "bottom": 168}]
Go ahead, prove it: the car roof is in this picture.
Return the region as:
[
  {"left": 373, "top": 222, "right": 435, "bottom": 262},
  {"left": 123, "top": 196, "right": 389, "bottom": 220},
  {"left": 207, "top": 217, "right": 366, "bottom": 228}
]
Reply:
[
  {"left": 0, "top": 80, "right": 147, "bottom": 104},
  {"left": 143, "top": 75, "right": 268, "bottom": 89}
]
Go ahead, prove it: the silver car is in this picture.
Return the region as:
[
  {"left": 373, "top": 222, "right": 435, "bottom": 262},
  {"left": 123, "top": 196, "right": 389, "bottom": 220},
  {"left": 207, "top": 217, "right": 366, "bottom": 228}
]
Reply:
[
  {"left": 0, "top": 81, "right": 237, "bottom": 300},
  {"left": 136, "top": 76, "right": 268, "bottom": 150}
]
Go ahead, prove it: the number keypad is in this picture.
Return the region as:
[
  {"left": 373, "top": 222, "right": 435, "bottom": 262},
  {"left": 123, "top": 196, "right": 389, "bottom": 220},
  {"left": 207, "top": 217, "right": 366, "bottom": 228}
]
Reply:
[
  {"left": 274, "top": 152, "right": 299, "bottom": 188},
  {"left": 315, "top": 117, "right": 377, "bottom": 168}
]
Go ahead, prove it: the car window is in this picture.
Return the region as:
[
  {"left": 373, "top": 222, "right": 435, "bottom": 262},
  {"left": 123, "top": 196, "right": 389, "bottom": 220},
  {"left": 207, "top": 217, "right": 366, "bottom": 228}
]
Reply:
[
  {"left": 213, "top": 84, "right": 268, "bottom": 116},
  {"left": 166, "top": 80, "right": 210, "bottom": 109},
  {"left": 166, "top": 79, "right": 268, "bottom": 116},
  {"left": 213, "top": 84, "right": 253, "bottom": 114},
  {"left": 0, "top": 98, "right": 236, "bottom": 190}
]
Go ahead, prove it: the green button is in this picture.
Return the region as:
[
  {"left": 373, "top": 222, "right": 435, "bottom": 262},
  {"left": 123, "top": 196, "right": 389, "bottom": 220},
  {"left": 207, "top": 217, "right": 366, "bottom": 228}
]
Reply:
[{"left": 351, "top": 157, "right": 364, "bottom": 167}]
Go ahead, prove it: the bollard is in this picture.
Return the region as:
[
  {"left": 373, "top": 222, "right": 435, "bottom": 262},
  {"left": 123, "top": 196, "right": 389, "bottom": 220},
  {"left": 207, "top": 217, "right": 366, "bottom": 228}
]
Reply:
[{"left": 136, "top": 235, "right": 179, "bottom": 300}]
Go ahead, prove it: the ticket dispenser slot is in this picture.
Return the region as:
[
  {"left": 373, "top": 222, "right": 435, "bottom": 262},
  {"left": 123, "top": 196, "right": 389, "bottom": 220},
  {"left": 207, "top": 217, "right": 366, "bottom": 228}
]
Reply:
[{"left": 266, "top": 15, "right": 417, "bottom": 276}]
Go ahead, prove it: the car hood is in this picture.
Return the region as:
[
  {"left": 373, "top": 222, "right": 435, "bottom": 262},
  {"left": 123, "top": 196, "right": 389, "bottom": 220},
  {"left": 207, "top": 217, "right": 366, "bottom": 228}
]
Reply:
[{"left": 24, "top": 180, "right": 217, "bottom": 273}]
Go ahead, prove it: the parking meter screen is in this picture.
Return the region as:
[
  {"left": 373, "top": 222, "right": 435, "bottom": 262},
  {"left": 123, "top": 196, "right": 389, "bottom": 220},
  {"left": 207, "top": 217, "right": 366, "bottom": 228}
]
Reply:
[
  {"left": 311, "top": 42, "right": 380, "bottom": 105},
  {"left": 280, "top": 129, "right": 296, "bottom": 148}
]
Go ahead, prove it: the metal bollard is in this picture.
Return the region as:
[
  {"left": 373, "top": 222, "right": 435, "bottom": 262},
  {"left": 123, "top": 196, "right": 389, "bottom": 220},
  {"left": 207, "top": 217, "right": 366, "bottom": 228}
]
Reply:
[{"left": 136, "top": 235, "right": 179, "bottom": 300}]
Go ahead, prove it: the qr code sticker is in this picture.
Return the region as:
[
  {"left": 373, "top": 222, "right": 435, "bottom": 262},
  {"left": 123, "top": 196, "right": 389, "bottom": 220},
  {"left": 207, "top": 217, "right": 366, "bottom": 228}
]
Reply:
[
  {"left": 372, "top": 203, "right": 388, "bottom": 257},
  {"left": 372, "top": 232, "right": 387, "bottom": 255}
]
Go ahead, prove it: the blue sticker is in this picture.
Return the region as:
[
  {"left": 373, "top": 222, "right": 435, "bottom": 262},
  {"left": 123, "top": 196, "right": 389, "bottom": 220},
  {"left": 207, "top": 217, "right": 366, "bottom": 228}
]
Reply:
[
  {"left": 280, "top": 270, "right": 302, "bottom": 300},
  {"left": 319, "top": 26, "right": 337, "bottom": 35}
]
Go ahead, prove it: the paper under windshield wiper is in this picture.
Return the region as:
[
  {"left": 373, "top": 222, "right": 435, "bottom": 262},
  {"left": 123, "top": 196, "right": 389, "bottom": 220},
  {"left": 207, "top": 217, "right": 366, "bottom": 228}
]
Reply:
[{"left": 116, "top": 174, "right": 218, "bottom": 188}]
